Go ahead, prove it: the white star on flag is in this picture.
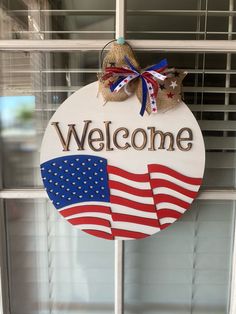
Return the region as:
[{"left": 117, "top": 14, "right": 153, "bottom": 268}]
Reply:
[{"left": 170, "top": 80, "right": 178, "bottom": 89}]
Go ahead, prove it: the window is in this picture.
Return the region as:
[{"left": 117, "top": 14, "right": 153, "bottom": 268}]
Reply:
[{"left": 0, "top": 0, "right": 236, "bottom": 313}]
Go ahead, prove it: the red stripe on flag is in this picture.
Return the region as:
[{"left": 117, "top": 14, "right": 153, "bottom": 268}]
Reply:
[
  {"left": 112, "top": 228, "right": 149, "bottom": 239},
  {"left": 157, "top": 209, "right": 183, "bottom": 219},
  {"left": 112, "top": 213, "right": 160, "bottom": 228},
  {"left": 110, "top": 195, "right": 156, "bottom": 212},
  {"left": 109, "top": 180, "right": 153, "bottom": 197},
  {"left": 107, "top": 165, "right": 149, "bottom": 182},
  {"left": 153, "top": 194, "right": 190, "bottom": 209},
  {"left": 84, "top": 229, "right": 114, "bottom": 240},
  {"left": 150, "top": 179, "right": 198, "bottom": 198},
  {"left": 60, "top": 205, "right": 111, "bottom": 217},
  {"left": 160, "top": 223, "right": 171, "bottom": 230},
  {"left": 68, "top": 217, "right": 111, "bottom": 227},
  {"left": 148, "top": 164, "right": 202, "bottom": 185}
]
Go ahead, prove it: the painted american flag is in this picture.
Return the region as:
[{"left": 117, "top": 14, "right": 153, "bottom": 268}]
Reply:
[{"left": 41, "top": 154, "right": 202, "bottom": 240}]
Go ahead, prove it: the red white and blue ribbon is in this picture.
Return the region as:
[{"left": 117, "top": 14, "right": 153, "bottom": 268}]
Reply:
[{"left": 103, "top": 57, "right": 168, "bottom": 116}]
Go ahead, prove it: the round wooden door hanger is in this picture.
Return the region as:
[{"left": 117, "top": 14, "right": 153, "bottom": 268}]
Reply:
[{"left": 40, "top": 82, "right": 205, "bottom": 240}]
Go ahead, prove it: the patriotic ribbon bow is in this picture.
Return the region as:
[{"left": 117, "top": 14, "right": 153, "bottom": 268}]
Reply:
[{"left": 103, "top": 57, "right": 168, "bottom": 116}]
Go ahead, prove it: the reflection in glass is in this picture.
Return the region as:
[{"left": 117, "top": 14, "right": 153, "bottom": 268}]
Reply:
[
  {"left": 0, "top": 0, "right": 115, "bottom": 40},
  {"left": 0, "top": 96, "right": 36, "bottom": 187},
  {"left": 124, "top": 200, "right": 234, "bottom": 314},
  {"left": 5, "top": 199, "right": 114, "bottom": 314}
]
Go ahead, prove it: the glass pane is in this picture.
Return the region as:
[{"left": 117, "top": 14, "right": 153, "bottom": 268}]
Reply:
[
  {"left": 5, "top": 199, "right": 114, "bottom": 314},
  {"left": 124, "top": 200, "right": 235, "bottom": 314},
  {"left": 127, "top": 0, "right": 231, "bottom": 40},
  {"left": 0, "top": 0, "right": 115, "bottom": 40},
  {"left": 0, "top": 50, "right": 101, "bottom": 187}
]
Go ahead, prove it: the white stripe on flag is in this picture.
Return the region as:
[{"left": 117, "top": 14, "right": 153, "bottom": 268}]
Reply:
[
  {"left": 159, "top": 217, "right": 177, "bottom": 225},
  {"left": 112, "top": 221, "right": 160, "bottom": 235},
  {"left": 152, "top": 187, "right": 193, "bottom": 203},
  {"left": 110, "top": 189, "right": 154, "bottom": 205},
  {"left": 156, "top": 202, "right": 187, "bottom": 213},
  {"left": 149, "top": 173, "right": 200, "bottom": 191},
  {"left": 109, "top": 174, "right": 151, "bottom": 189},
  {"left": 74, "top": 224, "right": 112, "bottom": 234},
  {"left": 58, "top": 201, "right": 110, "bottom": 212},
  {"left": 111, "top": 204, "right": 157, "bottom": 219},
  {"left": 115, "top": 236, "right": 134, "bottom": 240}
]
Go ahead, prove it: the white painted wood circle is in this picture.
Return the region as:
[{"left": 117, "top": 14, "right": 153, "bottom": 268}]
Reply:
[{"left": 40, "top": 82, "right": 205, "bottom": 240}]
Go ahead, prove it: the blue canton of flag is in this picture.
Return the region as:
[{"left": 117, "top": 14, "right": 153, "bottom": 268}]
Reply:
[{"left": 41, "top": 155, "right": 110, "bottom": 209}]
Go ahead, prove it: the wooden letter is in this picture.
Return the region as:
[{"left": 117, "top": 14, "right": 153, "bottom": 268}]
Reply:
[
  {"left": 88, "top": 128, "right": 104, "bottom": 151},
  {"left": 177, "top": 128, "right": 193, "bottom": 151},
  {"left": 51, "top": 120, "right": 91, "bottom": 151},
  {"left": 148, "top": 127, "right": 175, "bottom": 151},
  {"left": 113, "top": 127, "right": 131, "bottom": 150},
  {"left": 131, "top": 128, "right": 147, "bottom": 150},
  {"left": 104, "top": 121, "right": 113, "bottom": 151}
]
